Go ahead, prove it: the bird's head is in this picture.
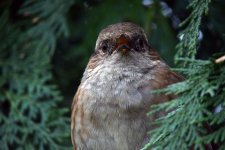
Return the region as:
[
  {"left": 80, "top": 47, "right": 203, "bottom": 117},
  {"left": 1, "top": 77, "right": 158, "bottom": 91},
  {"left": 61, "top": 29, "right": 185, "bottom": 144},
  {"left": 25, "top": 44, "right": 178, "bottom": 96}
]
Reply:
[
  {"left": 95, "top": 22, "right": 149, "bottom": 56},
  {"left": 87, "top": 22, "right": 161, "bottom": 70}
]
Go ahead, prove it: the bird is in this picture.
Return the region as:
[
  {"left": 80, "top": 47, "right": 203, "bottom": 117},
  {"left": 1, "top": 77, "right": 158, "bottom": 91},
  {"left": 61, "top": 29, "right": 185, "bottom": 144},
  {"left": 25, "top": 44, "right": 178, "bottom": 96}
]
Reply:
[{"left": 71, "top": 22, "right": 183, "bottom": 150}]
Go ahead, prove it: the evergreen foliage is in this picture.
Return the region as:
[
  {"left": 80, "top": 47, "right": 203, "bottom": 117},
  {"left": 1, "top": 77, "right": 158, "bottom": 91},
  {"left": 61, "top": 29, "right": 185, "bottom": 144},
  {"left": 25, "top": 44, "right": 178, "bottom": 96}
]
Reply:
[
  {"left": 142, "top": 0, "right": 225, "bottom": 149},
  {"left": 0, "top": 0, "right": 74, "bottom": 149},
  {"left": 175, "top": 0, "right": 210, "bottom": 61}
]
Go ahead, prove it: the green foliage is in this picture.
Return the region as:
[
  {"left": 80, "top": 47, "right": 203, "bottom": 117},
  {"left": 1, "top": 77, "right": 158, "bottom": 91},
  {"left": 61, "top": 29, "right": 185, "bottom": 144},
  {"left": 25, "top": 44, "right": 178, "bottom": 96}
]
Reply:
[
  {"left": 175, "top": 0, "right": 211, "bottom": 61},
  {"left": 0, "top": 0, "right": 74, "bottom": 149},
  {"left": 143, "top": 0, "right": 225, "bottom": 150},
  {"left": 142, "top": 59, "right": 225, "bottom": 150}
]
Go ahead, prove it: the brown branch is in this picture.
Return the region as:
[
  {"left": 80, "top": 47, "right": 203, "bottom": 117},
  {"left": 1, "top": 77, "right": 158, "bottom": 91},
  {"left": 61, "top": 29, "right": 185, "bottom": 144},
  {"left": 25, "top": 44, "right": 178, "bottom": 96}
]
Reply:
[{"left": 215, "top": 55, "right": 225, "bottom": 64}]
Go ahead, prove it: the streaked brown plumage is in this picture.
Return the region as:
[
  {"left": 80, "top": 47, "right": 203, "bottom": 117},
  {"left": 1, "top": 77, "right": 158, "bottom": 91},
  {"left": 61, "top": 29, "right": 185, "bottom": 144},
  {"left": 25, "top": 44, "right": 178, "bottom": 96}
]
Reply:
[{"left": 71, "top": 22, "right": 183, "bottom": 150}]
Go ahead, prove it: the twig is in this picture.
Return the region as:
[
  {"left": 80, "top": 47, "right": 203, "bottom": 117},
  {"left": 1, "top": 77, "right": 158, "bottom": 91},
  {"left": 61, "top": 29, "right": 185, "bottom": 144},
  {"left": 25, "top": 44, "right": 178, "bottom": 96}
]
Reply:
[{"left": 215, "top": 55, "right": 225, "bottom": 64}]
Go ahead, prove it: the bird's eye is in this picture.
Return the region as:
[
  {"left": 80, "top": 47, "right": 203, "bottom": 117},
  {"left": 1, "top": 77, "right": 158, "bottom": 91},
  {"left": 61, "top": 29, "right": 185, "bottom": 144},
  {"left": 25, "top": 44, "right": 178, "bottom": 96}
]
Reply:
[
  {"left": 138, "top": 39, "right": 144, "bottom": 48},
  {"left": 135, "top": 38, "right": 145, "bottom": 51},
  {"left": 100, "top": 40, "right": 112, "bottom": 53},
  {"left": 102, "top": 43, "right": 108, "bottom": 52}
]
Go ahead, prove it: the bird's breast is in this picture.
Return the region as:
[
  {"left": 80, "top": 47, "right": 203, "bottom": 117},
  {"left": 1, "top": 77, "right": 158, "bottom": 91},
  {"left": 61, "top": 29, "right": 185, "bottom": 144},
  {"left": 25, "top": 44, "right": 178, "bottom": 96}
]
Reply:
[
  {"left": 74, "top": 64, "right": 154, "bottom": 150},
  {"left": 81, "top": 64, "right": 154, "bottom": 110}
]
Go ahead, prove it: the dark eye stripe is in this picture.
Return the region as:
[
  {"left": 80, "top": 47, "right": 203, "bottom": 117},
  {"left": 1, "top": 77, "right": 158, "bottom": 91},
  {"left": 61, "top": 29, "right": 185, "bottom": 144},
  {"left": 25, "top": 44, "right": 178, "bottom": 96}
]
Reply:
[{"left": 97, "top": 35, "right": 147, "bottom": 53}]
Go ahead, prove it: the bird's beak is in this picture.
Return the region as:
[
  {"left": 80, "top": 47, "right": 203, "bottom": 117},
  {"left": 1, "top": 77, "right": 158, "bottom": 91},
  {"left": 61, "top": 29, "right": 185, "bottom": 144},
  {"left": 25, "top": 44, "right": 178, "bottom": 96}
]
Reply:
[{"left": 116, "top": 34, "right": 130, "bottom": 54}]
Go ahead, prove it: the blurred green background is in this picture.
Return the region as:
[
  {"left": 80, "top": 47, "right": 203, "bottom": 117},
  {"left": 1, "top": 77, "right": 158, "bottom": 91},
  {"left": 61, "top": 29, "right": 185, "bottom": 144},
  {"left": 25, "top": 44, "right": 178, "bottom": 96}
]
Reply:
[{"left": 0, "top": 0, "right": 225, "bottom": 149}]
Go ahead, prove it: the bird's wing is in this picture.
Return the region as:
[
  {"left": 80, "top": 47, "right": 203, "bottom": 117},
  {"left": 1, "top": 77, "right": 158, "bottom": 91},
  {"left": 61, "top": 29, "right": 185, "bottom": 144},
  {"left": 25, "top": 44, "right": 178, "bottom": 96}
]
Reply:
[
  {"left": 147, "top": 48, "right": 184, "bottom": 104},
  {"left": 146, "top": 48, "right": 184, "bottom": 123},
  {"left": 71, "top": 86, "right": 82, "bottom": 150}
]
